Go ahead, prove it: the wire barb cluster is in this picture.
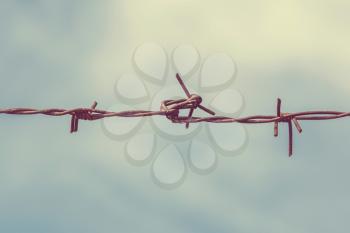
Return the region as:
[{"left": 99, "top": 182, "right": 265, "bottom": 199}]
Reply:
[{"left": 1, "top": 73, "right": 349, "bottom": 156}]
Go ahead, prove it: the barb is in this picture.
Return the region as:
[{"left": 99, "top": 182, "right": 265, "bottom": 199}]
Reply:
[
  {"left": 1, "top": 73, "right": 349, "bottom": 156},
  {"left": 175, "top": 73, "right": 215, "bottom": 128}
]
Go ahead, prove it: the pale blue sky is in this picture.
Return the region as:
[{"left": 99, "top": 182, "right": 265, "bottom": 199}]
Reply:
[{"left": 1, "top": 1, "right": 350, "bottom": 233}]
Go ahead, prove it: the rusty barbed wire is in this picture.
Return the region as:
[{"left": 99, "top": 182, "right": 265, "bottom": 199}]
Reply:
[{"left": 1, "top": 73, "right": 349, "bottom": 156}]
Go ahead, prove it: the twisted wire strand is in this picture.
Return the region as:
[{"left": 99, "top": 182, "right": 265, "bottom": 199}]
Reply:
[{"left": 1, "top": 73, "right": 349, "bottom": 156}]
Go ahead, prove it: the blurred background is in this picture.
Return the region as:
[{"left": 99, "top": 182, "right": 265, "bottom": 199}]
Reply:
[{"left": 1, "top": 0, "right": 350, "bottom": 232}]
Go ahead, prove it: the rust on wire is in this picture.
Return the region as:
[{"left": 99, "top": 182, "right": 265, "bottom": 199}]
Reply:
[{"left": 1, "top": 73, "right": 349, "bottom": 156}]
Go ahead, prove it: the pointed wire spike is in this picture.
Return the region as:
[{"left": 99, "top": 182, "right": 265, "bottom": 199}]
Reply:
[
  {"left": 292, "top": 118, "right": 303, "bottom": 133},
  {"left": 89, "top": 101, "right": 98, "bottom": 120},
  {"left": 198, "top": 105, "right": 216, "bottom": 116},
  {"left": 70, "top": 115, "right": 76, "bottom": 133},
  {"left": 74, "top": 116, "right": 79, "bottom": 133},
  {"left": 186, "top": 108, "right": 194, "bottom": 128},
  {"left": 274, "top": 98, "right": 282, "bottom": 137},
  {"left": 175, "top": 73, "right": 191, "bottom": 98},
  {"left": 274, "top": 123, "right": 278, "bottom": 137},
  {"left": 277, "top": 98, "right": 281, "bottom": 116},
  {"left": 91, "top": 101, "right": 98, "bottom": 109},
  {"left": 288, "top": 120, "right": 293, "bottom": 157}
]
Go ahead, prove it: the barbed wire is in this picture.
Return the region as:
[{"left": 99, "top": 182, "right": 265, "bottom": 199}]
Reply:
[{"left": 1, "top": 73, "right": 349, "bottom": 156}]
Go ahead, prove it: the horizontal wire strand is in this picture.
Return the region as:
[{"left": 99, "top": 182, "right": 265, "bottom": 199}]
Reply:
[{"left": 1, "top": 74, "right": 348, "bottom": 156}]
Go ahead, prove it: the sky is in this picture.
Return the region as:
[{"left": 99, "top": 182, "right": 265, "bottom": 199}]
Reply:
[{"left": 1, "top": 1, "right": 350, "bottom": 233}]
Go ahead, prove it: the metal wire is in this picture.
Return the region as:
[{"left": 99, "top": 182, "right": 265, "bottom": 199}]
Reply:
[{"left": 1, "top": 73, "right": 349, "bottom": 156}]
